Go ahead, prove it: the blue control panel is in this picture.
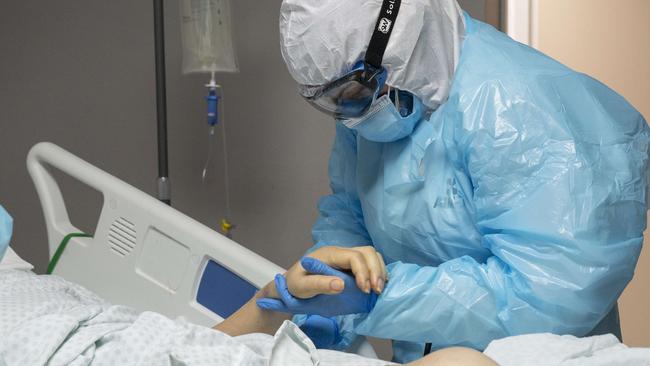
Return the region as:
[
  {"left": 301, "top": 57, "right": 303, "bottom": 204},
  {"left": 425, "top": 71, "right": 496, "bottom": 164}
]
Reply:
[{"left": 196, "top": 259, "right": 258, "bottom": 318}]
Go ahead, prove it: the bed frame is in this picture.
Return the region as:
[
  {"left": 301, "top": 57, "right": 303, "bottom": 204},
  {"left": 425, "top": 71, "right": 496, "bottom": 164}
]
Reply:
[
  {"left": 27, "top": 142, "right": 285, "bottom": 326},
  {"left": 27, "top": 142, "right": 378, "bottom": 357}
]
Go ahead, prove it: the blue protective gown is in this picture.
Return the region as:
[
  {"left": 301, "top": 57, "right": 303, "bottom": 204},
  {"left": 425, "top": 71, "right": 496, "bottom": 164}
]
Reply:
[
  {"left": 0, "top": 205, "right": 12, "bottom": 261},
  {"left": 307, "top": 16, "right": 650, "bottom": 363}
]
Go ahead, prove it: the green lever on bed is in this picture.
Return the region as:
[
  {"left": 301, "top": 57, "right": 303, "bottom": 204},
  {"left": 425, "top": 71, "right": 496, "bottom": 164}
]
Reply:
[{"left": 46, "top": 233, "right": 93, "bottom": 275}]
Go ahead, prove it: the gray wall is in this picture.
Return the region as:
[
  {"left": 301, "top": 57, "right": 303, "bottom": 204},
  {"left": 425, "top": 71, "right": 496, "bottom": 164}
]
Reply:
[{"left": 0, "top": 0, "right": 332, "bottom": 272}]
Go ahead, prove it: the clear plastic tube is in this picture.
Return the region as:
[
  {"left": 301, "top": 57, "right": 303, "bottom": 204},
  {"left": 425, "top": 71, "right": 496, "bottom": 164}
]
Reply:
[
  {"left": 219, "top": 93, "right": 232, "bottom": 221},
  {"left": 201, "top": 126, "right": 216, "bottom": 183},
  {"left": 201, "top": 83, "right": 233, "bottom": 236}
]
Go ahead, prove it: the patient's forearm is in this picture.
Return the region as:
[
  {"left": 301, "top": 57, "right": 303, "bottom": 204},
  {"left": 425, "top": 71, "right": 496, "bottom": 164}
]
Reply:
[{"left": 214, "top": 282, "right": 290, "bottom": 336}]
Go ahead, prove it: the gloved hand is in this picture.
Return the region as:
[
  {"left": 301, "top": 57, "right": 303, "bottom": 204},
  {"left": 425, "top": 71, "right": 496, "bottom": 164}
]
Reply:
[
  {"left": 256, "top": 256, "right": 378, "bottom": 317},
  {"left": 298, "top": 314, "right": 341, "bottom": 349}
]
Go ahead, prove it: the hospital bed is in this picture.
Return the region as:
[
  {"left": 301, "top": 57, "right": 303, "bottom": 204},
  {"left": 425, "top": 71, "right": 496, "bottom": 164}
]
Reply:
[
  {"left": 25, "top": 142, "right": 377, "bottom": 357},
  {"left": 3, "top": 142, "right": 648, "bottom": 365}
]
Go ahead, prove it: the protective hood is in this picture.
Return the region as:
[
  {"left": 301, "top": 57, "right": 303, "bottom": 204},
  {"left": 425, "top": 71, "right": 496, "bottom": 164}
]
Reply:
[{"left": 279, "top": 0, "right": 465, "bottom": 110}]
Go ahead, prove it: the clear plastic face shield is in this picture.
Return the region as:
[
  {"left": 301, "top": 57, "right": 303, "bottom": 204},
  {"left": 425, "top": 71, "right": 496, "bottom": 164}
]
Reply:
[{"left": 298, "top": 0, "right": 402, "bottom": 119}]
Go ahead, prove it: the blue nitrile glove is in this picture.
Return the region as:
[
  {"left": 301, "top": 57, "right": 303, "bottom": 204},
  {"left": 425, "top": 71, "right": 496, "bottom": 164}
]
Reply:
[
  {"left": 256, "top": 256, "right": 378, "bottom": 317},
  {"left": 299, "top": 314, "right": 341, "bottom": 349}
]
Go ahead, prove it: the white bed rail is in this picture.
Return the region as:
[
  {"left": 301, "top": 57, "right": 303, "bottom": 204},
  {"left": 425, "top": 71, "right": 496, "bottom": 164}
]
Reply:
[{"left": 26, "top": 142, "right": 284, "bottom": 326}]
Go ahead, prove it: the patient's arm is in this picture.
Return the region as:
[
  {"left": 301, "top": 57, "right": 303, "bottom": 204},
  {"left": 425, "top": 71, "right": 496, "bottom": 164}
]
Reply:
[
  {"left": 218, "top": 306, "right": 498, "bottom": 366},
  {"left": 214, "top": 245, "right": 387, "bottom": 336},
  {"left": 214, "top": 249, "right": 498, "bottom": 365},
  {"left": 215, "top": 290, "right": 499, "bottom": 366},
  {"left": 214, "top": 281, "right": 290, "bottom": 336}
]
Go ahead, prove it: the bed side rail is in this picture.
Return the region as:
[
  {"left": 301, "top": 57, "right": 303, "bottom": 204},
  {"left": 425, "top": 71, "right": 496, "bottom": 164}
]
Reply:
[{"left": 26, "top": 142, "right": 284, "bottom": 326}]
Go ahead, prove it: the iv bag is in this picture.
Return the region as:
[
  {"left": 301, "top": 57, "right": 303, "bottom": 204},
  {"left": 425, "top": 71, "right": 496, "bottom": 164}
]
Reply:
[{"left": 180, "top": 0, "right": 238, "bottom": 74}]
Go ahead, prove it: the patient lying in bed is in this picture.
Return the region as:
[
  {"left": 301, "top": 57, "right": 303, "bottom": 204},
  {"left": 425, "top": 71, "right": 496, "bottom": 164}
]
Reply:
[
  {"left": 3, "top": 248, "right": 650, "bottom": 366},
  {"left": 0, "top": 249, "right": 495, "bottom": 366}
]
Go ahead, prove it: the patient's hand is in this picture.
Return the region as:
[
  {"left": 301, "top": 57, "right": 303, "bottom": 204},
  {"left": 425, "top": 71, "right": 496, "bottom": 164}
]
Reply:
[
  {"left": 288, "top": 246, "right": 388, "bottom": 298},
  {"left": 217, "top": 246, "right": 387, "bottom": 336},
  {"left": 257, "top": 259, "right": 377, "bottom": 317},
  {"left": 255, "top": 246, "right": 388, "bottom": 317}
]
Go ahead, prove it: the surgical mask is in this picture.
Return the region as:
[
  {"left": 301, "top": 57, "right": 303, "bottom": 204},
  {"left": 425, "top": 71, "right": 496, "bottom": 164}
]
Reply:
[{"left": 340, "top": 91, "right": 423, "bottom": 143}]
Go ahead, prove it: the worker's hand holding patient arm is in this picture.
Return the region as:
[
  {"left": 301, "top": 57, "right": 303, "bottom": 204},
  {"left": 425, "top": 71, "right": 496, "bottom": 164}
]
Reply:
[
  {"left": 290, "top": 245, "right": 387, "bottom": 297},
  {"left": 256, "top": 246, "right": 387, "bottom": 317},
  {"left": 214, "top": 246, "right": 386, "bottom": 337}
]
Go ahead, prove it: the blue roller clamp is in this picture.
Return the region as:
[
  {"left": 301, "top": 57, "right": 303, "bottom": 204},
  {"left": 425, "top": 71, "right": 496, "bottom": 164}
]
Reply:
[{"left": 206, "top": 88, "right": 219, "bottom": 126}]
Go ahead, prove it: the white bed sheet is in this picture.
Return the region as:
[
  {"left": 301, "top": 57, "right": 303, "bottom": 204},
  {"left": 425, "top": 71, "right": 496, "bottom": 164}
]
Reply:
[
  {"left": 0, "top": 269, "right": 392, "bottom": 366},
  {"left": 2, "top": 253, "right": 648, "bottom": 365},
  {"left": 485, "top": 332, "right": 650, "bottom": 365}
]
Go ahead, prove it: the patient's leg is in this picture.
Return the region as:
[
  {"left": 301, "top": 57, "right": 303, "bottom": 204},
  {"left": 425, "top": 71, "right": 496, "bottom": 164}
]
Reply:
[{"left": 406, "top": 347, "right": 498, "bottom": 366}]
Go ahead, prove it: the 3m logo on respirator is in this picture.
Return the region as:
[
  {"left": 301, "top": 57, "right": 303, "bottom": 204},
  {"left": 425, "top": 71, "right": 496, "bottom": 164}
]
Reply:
[{"left": 378, "top": 18, "right": 392, "bottom": 34}]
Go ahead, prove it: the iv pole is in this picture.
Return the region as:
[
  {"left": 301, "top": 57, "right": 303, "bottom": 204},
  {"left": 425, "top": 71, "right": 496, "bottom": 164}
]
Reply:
[
  {"left": 153, "top": 0, "right": 171, "bottom": 205},
  {"left": 152, "top": 0, "right": 236, "bottom": 237}
]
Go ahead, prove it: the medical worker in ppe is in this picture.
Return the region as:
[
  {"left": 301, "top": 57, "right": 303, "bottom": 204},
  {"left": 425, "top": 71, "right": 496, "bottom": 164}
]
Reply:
[{"left": 259, "top": 0, "right": 650, "bottom": 362}]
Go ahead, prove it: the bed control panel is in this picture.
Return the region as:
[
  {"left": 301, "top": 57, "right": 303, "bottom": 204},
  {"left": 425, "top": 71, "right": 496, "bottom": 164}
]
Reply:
[{"left": 196, "top": 259, "right": 258, "bottom": 319}]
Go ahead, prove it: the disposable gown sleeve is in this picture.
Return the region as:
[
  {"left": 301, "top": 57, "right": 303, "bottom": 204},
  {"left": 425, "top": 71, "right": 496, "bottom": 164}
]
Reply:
[
  {"left": 354, "top": 74, "right": 650, "bottom": 349},
  {"left": 310, "top": 122, "right": 372, "bottom": 251},
  {"left": 296, "top": 122, "right": 373, "bottom": 350}
]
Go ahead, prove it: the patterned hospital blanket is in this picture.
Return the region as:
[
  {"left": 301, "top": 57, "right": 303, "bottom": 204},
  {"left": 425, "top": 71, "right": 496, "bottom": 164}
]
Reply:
[
  {"left": 3, "top": 269, "right": 649, "bottom": 365},
  {"left": 0, "top": 269, "right": 391, "bottom": 366}
]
